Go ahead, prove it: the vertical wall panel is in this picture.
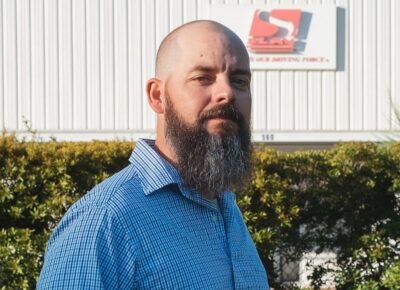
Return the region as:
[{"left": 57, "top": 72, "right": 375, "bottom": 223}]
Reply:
[
  {"left": 100, "top": 0, "right": 115, "bottom": 130},
  {"left": 3, "top": 0, "right": 18, "bottom": 130},
  {"left": 59, "top": 0, "right": 73, "bottom": 129},
  {"left": 114, "top": 0, "right": 128, "bottom": 129},
  {"left": 377, "top": 0, "right": 390, "bottom": 130},
  {"left": 335, "top": 0, "right": 349, "bottom": 131},
  {"left": 266, "top": 0, "right": 280, "bottom": 131},
  {"left": 294, "top": 0, "right": 308, "bottom": 130},
  {"left": 294, "top": 72, "right": 308, "bottom": 130},
  {"left": 238, "top": 0, "right": 252, "bottom": 4},
  {"left": 211, "top": 0, "right": 225, "bottom": 5},
  {"left": 280, "top": 0, "right": 295, "bottom": 131},
  {"left": 252, "top": 72, "right": 267, "bottom": 131},
  {"left": 252, "top": 1, "right": 266, "bottom": 10},
  {"left": 17, "top": 0, "right": 32, "bottom": 129},
  {"left": 322, "top": 72, "right": 335, "bottom": 130},
  {"left": 184, "top": 0, "right": 198, "bottom": 22},
  {"left": 128, "top": 0, "right": 143, "bottom": 130},
  {"left": 251, "top": 0, "right": 267, "bottom": 131},
  {"left": 308, "top": 72, "right": 322, "bottom": 130},
  {"left": 31, "top": 0, "right": 46, "bottom": 129},
  {"left": 156, "top": 0, "right": 169, "bottom": 53},
  {"left": 87, "top": 0, "right": 101, "bottom": 130},
  {"left": 321, "top": 0, "right": 336, "bottom": 130},
  {"left": 308, "top": 0, "right": 322, "bottom": 130},
  {"left": 281, "top": 72, "right": 295, "bottom": 130},
  {"left": 0, "top": 0, "right": 3, "bottom": 129},
  {"left": 142, "top": 0, "right": 156, "bottom": 130},
  {"left": 72, "top": 0, "right": 87, "bottom": 129},
  {"left": 170, "top": 0, "right": 183, "bottom": 30},
  {"left": 198, "top": 0, "right": 211, "bottom": 19},
  {"left": 44, "top": 0, "right": 59, "bottom": 130},
  {"left": 349, "top": 0, "right": 363, "bottom": 130},
  {"left": 392, "top": 0, "right": 400, "bottom": 130},
  {"left": 363, "top": 0, "right": 377, "bottom": 130},
  {"left": 267, "top": 72, "right": 281, "bottom": 130}
]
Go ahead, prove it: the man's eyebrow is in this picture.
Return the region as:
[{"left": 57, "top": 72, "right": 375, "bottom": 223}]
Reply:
[
  {"left": 188, "top": 66, "right": 251, "bottom": 78},
  {"left": 230, "top": 68, "right": 252, "bottom": 78},
  {"left": 188, "top": 65, "right": 217, "bottom": 74}
]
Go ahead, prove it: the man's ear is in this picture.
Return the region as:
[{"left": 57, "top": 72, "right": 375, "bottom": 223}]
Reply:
[{"left": 146, "top": 78, "right": 165, "bottom": 114}]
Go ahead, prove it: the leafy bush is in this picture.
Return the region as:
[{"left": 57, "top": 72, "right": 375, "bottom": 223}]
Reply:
[
  {"left": 243, "top": 142, "right": 400, "bottom": 289},
  {"left": 382, "top": 260, "right": 400, "bottom": 289},
  {"left": 0, "top": 135, "right": 132, "bottom": 289},
  {"left": 0, "top": 228, "right": 48, "bottom": 289},
  {"left": 0, "top": 134, "right": 399, "bottom": 289}
]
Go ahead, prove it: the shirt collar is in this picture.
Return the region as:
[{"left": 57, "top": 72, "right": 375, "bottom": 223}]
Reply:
[{"left": 129, "top": 139, "right": 183, "bottom": 195}]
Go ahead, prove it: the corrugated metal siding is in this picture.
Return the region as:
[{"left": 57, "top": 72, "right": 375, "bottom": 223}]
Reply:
[{"left": 1, "top": 0, "right": 400, "bottom": 141}]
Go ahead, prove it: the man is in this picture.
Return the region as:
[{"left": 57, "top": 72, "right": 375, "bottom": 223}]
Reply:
[{"left": 38, "top": 20, "right": 269, "bottom": 289}]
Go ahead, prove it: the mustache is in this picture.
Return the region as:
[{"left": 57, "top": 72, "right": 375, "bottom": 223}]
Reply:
[{"left": 199, "top": 102, "right": 244, "bottom": 124}]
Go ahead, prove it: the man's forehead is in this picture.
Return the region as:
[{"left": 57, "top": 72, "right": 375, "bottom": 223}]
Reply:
[
  {"left": 156, "top": 20, "right": 250, "bottom": 79},
  {"left": 178, "top": 37, "right": 249, "bottom": 72}
]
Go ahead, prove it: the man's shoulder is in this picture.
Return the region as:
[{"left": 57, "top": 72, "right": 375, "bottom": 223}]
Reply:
[
  {"left": 69, "top": 164, "right": 144, "bottom": 215},
  {"left": 38, "top": 165, "right": 141, "bottom": 289},
  {"left": 45, "top": 164, "right": 146, "bottom": 251}
]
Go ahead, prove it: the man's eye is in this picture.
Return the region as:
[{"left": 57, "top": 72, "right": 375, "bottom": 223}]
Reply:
[
  {"left": 232, "top": 78, "right": 249, "bottom": 87},
  {"left": 193, "top": 76, "right": 213, "bottom": 84}
]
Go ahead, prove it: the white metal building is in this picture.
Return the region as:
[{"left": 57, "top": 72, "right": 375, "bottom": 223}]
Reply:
[{"left": 1, "top": 0, "right": 400, "bottom": 143}]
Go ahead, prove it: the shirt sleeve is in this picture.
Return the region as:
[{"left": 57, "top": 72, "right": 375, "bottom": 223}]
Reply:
[{"left": 37, "top": 205, "right": 137, "bottom": 289}]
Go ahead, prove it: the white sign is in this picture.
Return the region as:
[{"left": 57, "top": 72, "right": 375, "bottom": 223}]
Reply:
[{"left": 209, "top": 5, "right": 337, "bottom": 70}]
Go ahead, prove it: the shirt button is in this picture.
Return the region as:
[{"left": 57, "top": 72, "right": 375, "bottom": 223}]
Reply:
[{"left": 211, "top": 215, "right": 218, "bottom": 222}]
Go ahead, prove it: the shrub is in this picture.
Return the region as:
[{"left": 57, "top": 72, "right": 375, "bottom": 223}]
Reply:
[
  {"left": 0, "top": 134, "right": 399, "bottom": 289},
  {"left": 382, "top": 260, "right": 400, "bottom": 290},
  {"left": 0, "top": 135, "right": 132, "bottom": 289},
  {"left": 240, "top": 142, "right": 400, "bottom": 289}
]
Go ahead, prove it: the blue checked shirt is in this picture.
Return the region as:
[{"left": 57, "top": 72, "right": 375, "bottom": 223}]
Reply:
[{"left": 37, "top": 139, "right": 269, "bottom": 289}]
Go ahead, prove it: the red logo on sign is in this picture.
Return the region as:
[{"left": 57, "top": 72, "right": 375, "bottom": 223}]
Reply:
[{"left": 247, "top": 9, "right": 302, "bottom": 53}]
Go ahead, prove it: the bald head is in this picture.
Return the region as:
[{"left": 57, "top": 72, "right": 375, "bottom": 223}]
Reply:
[
  {"left": 146, "top": 19, "right": 252, "bottom": 181},
  {"left": 155, "top": 20, "right": 249, "bottom": 80}
]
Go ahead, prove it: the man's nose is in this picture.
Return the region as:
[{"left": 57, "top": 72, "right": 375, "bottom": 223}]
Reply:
[{"left": 213, "top": 78, "right": 234, "bottom": 104}]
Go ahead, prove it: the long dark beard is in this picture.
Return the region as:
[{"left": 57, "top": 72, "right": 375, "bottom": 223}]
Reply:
[{"left": 164, "top": 96, "right": 252, "bottom": 197}]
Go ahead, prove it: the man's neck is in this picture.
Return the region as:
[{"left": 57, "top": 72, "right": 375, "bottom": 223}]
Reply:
[
  {"left": 154, "top": 137, "right": 178, "bottom": 167},
  {"left": 202, "top": 191, "right": 217, "bottom": 200}
]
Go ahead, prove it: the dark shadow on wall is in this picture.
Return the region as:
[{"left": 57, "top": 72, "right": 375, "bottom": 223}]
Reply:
[
  {"left": 296, "top": 12, "right": 312, "bottom": 54},
  {"left": 337, "top": 7, "right": 346, "bottom": 71}
]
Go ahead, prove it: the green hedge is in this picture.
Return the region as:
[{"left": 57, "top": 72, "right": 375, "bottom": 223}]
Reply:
[
  {"left": 0, "top": 135, "right": 399, "bottom": 289},
  {"left": 242, "top": 142, "right": 400, "bottom": 289},
  {"left": 0, "top": 136, "right": 133, "bottom": 289}
]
